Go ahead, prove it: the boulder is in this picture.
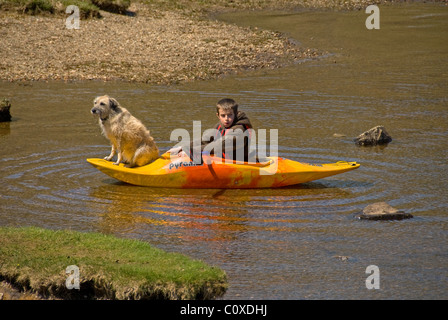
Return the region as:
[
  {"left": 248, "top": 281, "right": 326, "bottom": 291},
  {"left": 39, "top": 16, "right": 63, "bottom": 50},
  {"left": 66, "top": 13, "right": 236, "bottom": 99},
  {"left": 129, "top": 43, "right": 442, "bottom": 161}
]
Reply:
[
  {"left": 356, "top": 202, "right": 413, "bottom": 221},
  {"left": 354, "top": 126, "right": 392, "bottom": 146},
  {"left": 0, "top": 98, "right": 11, "bottom": 122}
]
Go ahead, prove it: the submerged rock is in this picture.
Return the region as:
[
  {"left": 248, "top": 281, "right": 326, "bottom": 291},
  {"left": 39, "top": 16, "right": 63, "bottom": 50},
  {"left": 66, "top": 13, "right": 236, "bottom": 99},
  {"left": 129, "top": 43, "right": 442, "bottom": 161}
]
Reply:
[
  {"left": 333, "top": 133, "right": 347, "bottom": 138},
  {"left": 334, "top": 255, "right": 350, "bottom": 262},
  {"left": 356, "top": 202, "right": 413, "bottom": 221},
  {"left": 0, "top": 98, "right": 11, "bottom": 122},
  {"left": 354, "top": 126, "right": 392, "bottom": 146}
]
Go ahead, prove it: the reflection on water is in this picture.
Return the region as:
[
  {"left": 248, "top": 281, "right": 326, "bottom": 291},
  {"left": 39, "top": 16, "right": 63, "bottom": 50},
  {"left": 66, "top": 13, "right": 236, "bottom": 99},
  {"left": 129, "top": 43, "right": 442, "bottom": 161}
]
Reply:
[
  {"left": 0, "top": 121, "right": 10, "bottom": 137},
  {"left": 91, "top": 181, "right": 360, "bottom": 242},
  {"left": 1, "top": 3, "right": 447, "bottom": 299}
]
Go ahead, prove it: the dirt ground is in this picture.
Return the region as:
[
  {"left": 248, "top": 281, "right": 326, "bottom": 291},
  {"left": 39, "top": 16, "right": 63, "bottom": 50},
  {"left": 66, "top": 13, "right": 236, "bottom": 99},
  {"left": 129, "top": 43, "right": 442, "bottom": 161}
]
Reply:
[
  {"left": 0, "top": 2, "right": 320, "bottom": 84},
  {"left": 0, "top": 281, "right": 46, "bottom": 300}
]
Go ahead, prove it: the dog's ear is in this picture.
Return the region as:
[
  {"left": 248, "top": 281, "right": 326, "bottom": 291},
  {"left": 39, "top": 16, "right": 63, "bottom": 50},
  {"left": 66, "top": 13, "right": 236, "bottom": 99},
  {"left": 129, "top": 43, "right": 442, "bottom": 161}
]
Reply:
[{"left": 109, "top": 98, "right": 120, "bottom": 111}]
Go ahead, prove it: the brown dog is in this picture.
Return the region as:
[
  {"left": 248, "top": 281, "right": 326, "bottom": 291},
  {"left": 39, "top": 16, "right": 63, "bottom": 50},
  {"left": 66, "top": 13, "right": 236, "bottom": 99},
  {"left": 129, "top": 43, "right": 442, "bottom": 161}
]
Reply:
[{"left": 91, "top": 95, "right": 159, "bottom": 167}]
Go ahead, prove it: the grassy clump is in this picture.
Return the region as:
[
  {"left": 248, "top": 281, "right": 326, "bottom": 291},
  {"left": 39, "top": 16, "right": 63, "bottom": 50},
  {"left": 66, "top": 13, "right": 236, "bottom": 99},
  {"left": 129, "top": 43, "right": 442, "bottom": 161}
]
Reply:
[
  {"left": 91, "top": 0, "right": 130, "bottom": 14},
  {"left": 24, "top": 0, "right": 54, "bottom": 14},
  {"left": 0, "top": 226, "right": 227, "bottom": 299},
  {"left": 0, "top": 0, "right": 131, "bottom": 17},
  {"left": 0, "top": 0, "right": 55, "bottom": 14},
  {"left": 61, "top": 0, "right": 102, "bottom": 18}
]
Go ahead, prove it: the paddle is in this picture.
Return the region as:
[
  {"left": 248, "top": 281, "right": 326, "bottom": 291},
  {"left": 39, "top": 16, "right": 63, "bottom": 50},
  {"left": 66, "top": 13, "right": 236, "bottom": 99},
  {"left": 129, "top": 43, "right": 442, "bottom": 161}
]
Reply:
[{"left": 201, "top": 151, "right": 219, "bottom": 180}]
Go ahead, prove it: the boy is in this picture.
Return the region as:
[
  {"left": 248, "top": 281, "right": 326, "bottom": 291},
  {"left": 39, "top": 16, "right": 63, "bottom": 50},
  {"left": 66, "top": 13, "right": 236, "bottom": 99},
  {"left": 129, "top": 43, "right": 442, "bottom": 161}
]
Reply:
[{"left": 168, "top": 98, "right": 255, "bottom": 163}]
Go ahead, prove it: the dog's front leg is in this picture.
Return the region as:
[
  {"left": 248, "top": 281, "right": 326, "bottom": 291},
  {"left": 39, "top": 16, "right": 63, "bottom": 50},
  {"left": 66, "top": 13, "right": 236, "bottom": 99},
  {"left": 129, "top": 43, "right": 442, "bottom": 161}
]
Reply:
[
  {"left": 113, "top": 143, "right": 122, "bottom": 166},
  {"left": 113, "top": 152, "right": 123, "bottom": 166},
  {"left": 105, "top": 144, "right": 116, "bottom": 161}
]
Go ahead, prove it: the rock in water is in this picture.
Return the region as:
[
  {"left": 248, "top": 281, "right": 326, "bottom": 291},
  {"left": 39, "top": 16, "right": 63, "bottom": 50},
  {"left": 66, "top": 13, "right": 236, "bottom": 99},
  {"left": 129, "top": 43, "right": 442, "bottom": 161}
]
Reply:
[
  {"left": 356, "top": 202, "right": 413, "bottom": 221},
  {"left": 0, "top": 98, "right": 11, "bottom": 122},
  {"left": 354, "top": 126, "right": 392, "bottom": 146},
  {"left": 333, "top": 133, "right": 347, "bottom": 138}
]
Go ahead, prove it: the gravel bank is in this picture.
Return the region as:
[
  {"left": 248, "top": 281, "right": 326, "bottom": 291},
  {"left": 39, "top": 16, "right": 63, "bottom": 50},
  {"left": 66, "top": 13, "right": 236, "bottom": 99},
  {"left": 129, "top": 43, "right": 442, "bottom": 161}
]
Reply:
[{"left": 0, "top": 2, "right": 318, "bottom": 83}]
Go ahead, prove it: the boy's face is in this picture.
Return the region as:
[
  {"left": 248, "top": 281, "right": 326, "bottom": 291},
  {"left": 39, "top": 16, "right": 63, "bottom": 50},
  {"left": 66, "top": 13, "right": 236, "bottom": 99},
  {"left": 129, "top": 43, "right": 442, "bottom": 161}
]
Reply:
[{"left": 217, "top": 109, "right": 235, "bottom": 128}]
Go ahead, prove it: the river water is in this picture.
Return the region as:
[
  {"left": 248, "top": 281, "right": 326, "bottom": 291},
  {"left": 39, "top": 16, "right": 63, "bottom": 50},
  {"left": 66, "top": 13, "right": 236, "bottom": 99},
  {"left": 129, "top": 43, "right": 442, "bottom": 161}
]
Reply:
[{"left": 1, "top": 3, "right": 447, "bottom": 299}]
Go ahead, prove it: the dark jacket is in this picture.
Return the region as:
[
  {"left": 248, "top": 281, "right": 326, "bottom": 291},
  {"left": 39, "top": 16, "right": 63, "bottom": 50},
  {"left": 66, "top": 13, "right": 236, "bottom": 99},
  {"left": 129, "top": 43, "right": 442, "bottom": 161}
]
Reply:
[{"left": 188, "top": 111, "right": 255, "bottom": 163}]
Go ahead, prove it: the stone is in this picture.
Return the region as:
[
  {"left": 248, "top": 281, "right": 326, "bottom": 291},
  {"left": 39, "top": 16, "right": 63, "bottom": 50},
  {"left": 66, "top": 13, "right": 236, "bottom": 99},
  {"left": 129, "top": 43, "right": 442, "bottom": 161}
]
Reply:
[
  {"left": 333, "top": 133, "right": 346, "bottom": 138},
  {"left": 334, "top": 255, "right": 350, "bottom": 262},
  {"left": 356, "top": 202, "right": 413, "bottom": 221},
  {"left": 354, "top": 125, "right": 392, "bottom": 146},
  {"left": 0, "top": 98, "right": 11, "bottom": 122}
]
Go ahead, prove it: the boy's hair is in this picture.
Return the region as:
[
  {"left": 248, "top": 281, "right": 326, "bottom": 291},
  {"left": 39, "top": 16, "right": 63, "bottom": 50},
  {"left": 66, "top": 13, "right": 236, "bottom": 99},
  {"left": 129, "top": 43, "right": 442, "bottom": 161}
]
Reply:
[{"left": 216, "top": 98, "right": 238, "bottom": 115}]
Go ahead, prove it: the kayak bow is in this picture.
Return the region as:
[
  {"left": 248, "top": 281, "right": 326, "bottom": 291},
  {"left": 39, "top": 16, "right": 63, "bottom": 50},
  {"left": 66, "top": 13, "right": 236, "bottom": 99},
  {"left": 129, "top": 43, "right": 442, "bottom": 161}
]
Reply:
[{"left": 87, "top": 153, "right": 360, "bottom": 189}]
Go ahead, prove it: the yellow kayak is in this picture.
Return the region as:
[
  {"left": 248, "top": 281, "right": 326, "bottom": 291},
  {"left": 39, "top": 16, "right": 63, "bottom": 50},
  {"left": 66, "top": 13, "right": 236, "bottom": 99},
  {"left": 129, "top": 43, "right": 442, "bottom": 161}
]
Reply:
[{"left": 87, "top": 153, "right": 360, "bottom": 189}]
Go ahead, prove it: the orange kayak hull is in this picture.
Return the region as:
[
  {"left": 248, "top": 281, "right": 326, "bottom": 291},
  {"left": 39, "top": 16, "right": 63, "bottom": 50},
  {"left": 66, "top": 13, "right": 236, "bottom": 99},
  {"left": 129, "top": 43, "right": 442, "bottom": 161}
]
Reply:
[{"left": 87, "top": 153, "right": 360, "bottom": 189}]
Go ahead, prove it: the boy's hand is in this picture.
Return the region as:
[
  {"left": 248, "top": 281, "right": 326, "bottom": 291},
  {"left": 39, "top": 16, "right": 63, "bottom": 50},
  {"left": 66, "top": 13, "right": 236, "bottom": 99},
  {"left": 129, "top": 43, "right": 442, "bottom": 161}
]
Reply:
[
  {"left": 167, "top": 146, "right": 182, "bottom": 154},
  {"left": 167, "top": 146, "right": 187, "bottom": 158}
]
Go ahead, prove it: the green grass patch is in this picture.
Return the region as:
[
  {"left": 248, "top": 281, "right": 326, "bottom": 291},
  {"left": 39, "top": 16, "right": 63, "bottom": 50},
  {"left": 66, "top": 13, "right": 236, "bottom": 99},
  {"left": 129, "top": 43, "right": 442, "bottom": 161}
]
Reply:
[
  {"left": 62, "top": 0, "right": 102, "bottom": 18},
  {"left": 0, "top": 0, "right": 55, "bottom": 14},
  {"left": 0, "top": 226, "right": 227, "bottom": 299},
  {"left": 91, "top": 0, "right": 130, "bottom": 14},
  {"left": 0, "top": 0, "right": 131, "bottom": 17}
]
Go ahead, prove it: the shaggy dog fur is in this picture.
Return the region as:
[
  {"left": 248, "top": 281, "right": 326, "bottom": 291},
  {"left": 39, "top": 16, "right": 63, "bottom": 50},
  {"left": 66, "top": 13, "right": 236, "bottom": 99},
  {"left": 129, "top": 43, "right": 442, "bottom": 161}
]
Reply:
[{"left": 91, "top": 95, "right": 159, "bottom": 167}]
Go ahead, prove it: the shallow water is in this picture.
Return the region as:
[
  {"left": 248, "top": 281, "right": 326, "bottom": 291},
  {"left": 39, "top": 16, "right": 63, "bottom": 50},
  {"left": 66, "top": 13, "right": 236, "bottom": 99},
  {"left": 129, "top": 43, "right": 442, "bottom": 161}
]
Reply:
[{"left": 1, "top": 3, "right": 447, "bottom": 299}]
